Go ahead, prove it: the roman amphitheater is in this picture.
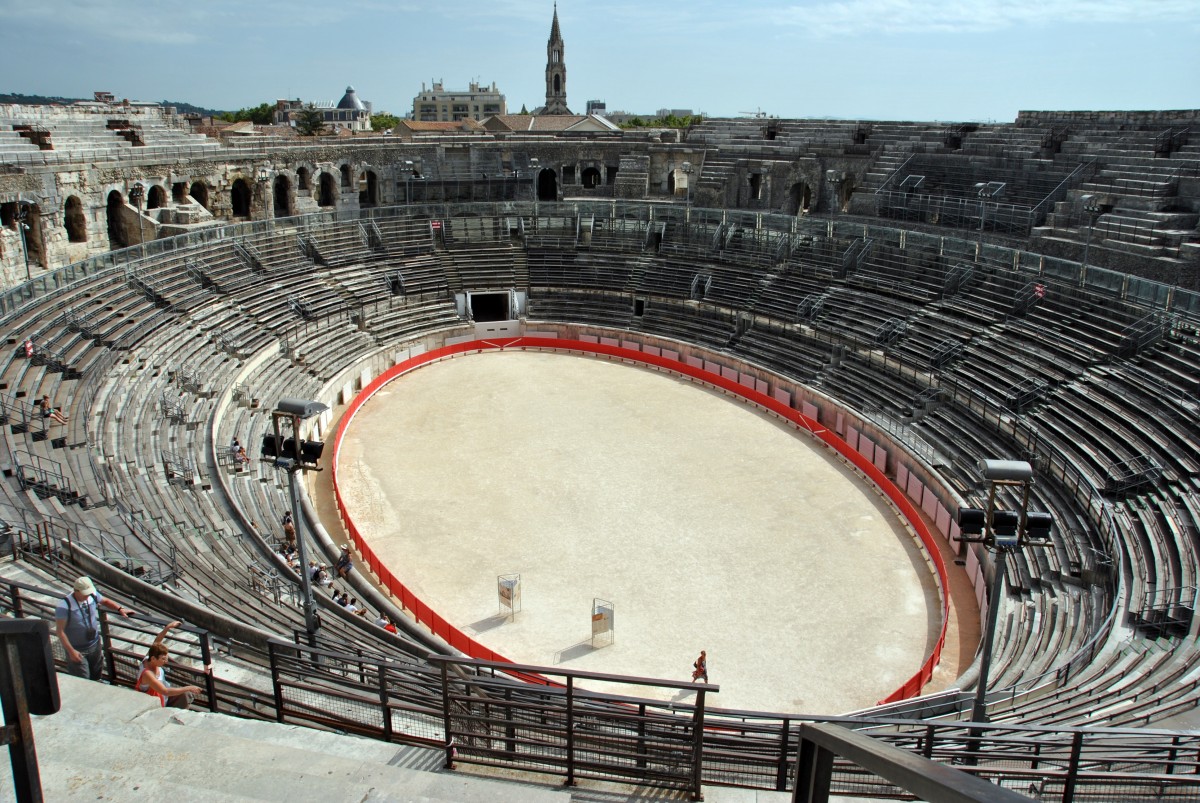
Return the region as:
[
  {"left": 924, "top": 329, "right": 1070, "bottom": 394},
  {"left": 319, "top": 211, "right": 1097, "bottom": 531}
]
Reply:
[{"left": 0, "top": 101, "right": 1198, "bottom": 800}]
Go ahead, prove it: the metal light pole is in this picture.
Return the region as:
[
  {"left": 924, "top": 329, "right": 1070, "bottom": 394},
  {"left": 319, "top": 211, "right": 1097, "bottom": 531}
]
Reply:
[
  {"left": 265, "top": 398, "right": 330, "bottom": 646},
  {"left": 257, "top": 166, "right": 271, "bottom": 219},
  {"left": 128, "top": 183, "right": 146, "bottom": 248},
  {"left": 955, "top": 459, "right": 1052, "bottom": 725},
  {"left": 1080, "top": 194, "right": 1103, "bottom": 271},
  {"left": 682, "top": 161, "right": 694, "bottom": 206},
  {"left": 974, "top": 181, "right": 1005, "bottom": 248}
]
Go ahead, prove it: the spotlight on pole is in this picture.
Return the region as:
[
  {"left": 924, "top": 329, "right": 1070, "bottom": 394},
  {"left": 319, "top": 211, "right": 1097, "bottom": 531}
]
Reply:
[
  {"left": 954, "top": 458, "right": 1054, "bottom": 729},
  {"left": 265, "top": 398, "right": 330, "bottom": 646}
]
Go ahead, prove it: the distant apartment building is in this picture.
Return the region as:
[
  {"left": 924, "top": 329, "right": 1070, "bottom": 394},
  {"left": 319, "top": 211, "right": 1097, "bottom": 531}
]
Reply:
[
  {"left": 275, "top": 86, "right": 373, "bottom": 132},
  {"left": 586, "top": 100, "right": 607, "bottom": 116},
  {"left": 413, "top": 81, "right": 506, "bottom": 122}
]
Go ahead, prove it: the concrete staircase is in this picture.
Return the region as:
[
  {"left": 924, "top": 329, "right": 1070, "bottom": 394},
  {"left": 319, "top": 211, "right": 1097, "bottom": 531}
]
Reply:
[
  {"left": 7, "top": 674, "right": 796, "bottom": 801},
  {"left": 7, "top": 674, "right": 568, "bottom": 802}
]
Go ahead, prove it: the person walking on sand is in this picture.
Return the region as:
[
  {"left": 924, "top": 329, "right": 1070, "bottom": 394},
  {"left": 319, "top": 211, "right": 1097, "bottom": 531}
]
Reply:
[{"left": 691, "top": 650, "right": 708, "bottom": 683}]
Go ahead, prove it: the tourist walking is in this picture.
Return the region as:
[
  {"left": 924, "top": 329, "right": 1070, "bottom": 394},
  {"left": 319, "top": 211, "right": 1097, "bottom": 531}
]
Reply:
[{"left": 55, "top": 576, "right": 132, "bottom": 681}]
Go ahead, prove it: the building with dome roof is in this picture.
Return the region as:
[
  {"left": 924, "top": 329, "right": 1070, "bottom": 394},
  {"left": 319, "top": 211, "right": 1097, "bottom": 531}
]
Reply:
[{"left": 274, "top": 85, "right": 373, "bottom": 132}]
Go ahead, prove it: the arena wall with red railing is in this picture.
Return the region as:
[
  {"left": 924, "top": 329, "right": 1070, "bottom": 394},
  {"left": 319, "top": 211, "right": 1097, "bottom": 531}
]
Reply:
[{"left": 330, "top": 336, "right": 950, "bottom": 702}]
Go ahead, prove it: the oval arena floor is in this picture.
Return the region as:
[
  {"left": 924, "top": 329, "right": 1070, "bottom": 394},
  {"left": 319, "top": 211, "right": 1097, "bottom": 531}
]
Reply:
[{"left": 334, "top": 349, "right": 944, "bottom": 714}]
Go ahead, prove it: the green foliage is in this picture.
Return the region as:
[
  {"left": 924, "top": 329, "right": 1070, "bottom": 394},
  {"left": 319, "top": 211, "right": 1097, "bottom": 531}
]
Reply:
[
  {"left": 519, "top": 104, "right": 529, "bottom": 115},
  {"left": 618, "top": 114, "right": 702, "bottom": 130},
  {"left": 218, "top": 102, "right": 274, "bottom": 125},
  {"left": 296, "top": 104, "right": 326, "bottom": 136},
  {"left": 371, "top": 113, "right": 401, "bottom": 132}
]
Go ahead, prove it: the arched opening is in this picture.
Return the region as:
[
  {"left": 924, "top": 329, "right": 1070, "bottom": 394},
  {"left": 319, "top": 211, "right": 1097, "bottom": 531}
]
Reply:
[
  {"left": 318, "top": 173, "right": 337, "bottom": 207},
  {"left": 190, "top": 181, "right": 209, "bottom": 209},
  {"left": 666, "top": 170, "right": 677, "bottom": 195},
  {"left": 146, "top": 184, "right": 166, "bottom": 210},
  {"left": 340, "top": 164, "right": 352, "bottom": 188},
  {"left": 838, "top": 176, "right": 857, "bottom": 213},
  {"left": 171, "top": 182, "right": 186, "bottom": 203},
  {"left": 106, "top": 190, "right": 130, "bottom": 248},
  {"left": 582, "top": 167, "right": 601, "bottom": 189},
  {"left": 297, "top": 167, "right": 310, "bottom": 192},
  {"left": 26, "top": 206, "right": 45, "bottom": 266},
  {"left": 64, "top": 195, "right": 87, "bottom": 242},
  {"left": 230, "top": 178, "right": 252, "bottom": 217},
  {"left": 553, "top": 74, "right": 561, "bottom": 95},
  {"left": 536, "top": 169, "right": 558, "bottom": 201},
  {"left": 359, "top": 171, "right": 378, "bottom": 207},
  {"left": 788, "top": 182, "right": 812, "bottom": 216},
  {"left": 274, "top": 176, "right": 292, "bottom": 217},
  {"left": 748, "top": 173, "right": 763, "bottom": 201}
]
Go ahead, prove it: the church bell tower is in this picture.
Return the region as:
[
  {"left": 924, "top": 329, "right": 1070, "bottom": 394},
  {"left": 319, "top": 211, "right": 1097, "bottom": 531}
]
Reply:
[{"left": 542, "top": 3, "right": 571, "bottom": 115}]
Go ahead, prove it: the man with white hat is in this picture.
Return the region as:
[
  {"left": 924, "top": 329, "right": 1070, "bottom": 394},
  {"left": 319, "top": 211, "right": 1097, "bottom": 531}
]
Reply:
[
  {"left": 54, "top": 576, "right": 132, "bottom": 681},
  {"left": 335, "top": 544, "right": 354, "bottom": 580}
]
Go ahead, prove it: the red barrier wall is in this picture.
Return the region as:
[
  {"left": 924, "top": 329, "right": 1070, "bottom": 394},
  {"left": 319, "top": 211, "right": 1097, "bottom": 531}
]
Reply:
[{"left": 330, "top": 337, "right": 949, "bottom": 702}]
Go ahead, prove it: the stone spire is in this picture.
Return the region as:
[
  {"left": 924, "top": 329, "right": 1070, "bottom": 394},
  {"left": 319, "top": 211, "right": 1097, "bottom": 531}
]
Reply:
[{"left": 542, "top": 3, "right": 571, "bottom": 115}]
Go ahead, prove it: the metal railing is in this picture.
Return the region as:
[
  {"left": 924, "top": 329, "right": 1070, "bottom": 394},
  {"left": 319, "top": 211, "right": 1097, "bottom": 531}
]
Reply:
[{"left": 1, "top": 571, "right": 1197, "bottom": 800}]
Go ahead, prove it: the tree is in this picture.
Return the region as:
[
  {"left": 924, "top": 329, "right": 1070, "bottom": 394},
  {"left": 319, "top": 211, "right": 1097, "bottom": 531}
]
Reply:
[
  {"left": 519, "top": 104, "right": 529, "bottom": 115},
  {"left": 371, "top": 113, "right": 401, "bottom": 132},
  {"left": 618, "top": 114, "right": 702, "bottom": 131},
  {"left": 296, "top": 104, "right": 326, "bottom": 136},
  {"left": 218, "top": 102, "right": 274, "bottom": 125}
]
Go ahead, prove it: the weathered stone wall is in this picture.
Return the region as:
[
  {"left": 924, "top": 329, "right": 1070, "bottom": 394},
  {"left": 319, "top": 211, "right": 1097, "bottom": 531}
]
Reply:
[
  {"left": 2, "top": 106, "right": 1198, "bottom": 288},
  {"left": 1016, "top": 109, "right": 1200, "bottom": 127}
]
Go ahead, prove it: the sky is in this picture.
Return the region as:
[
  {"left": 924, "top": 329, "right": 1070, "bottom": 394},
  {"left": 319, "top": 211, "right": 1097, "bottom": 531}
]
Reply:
[{"left": 1, "top": 0, "right": 1198, "bottom": 122}]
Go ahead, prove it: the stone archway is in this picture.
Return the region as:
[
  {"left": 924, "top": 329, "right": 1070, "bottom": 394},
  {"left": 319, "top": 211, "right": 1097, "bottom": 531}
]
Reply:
[
  {"left": 536, "top": 169, "right": 558, "bottom": 201},
  {"left": 230, "top": 178, "right": 252, "bottom": 217},
  {"left": 172, "top": 182, "right": 187, "bottom": 204},
  {"left": 318, "top": 173, "right": 337, "bottom": 207},
  {"left": 297, "top": 167, "right": 310, "bottom": 192},
  {"left": 147, "top": 185, "right": 166, "bottom": 210},
  {"left": 838, "top": 175, "right": 857, "bottom": 213},
  {"left": 582, "top": 167, "right": 601, "bottom": 189},
  {"left": 274, "top": 176, "right": 292, "bottom": 217},
  {"left": 340, "top": 164, "right": 352, "bottom": 189},
  {"left": 65, "top": 195, "right": 87, "bottom": 243},
  {"left": 748, "top": 173, "right": 763, "bottom": 201},
  {"left": 788, "top": 182, "right": 812, "bottom": 216},
  {"left": 190, "top": 181, "right": 209, "bottom": 209},
  {"left": 359, "top": 171, "right": 378, "bottom": 207},
  {"left": 106, "top": 190, "right": 130, "bottom": 248}
]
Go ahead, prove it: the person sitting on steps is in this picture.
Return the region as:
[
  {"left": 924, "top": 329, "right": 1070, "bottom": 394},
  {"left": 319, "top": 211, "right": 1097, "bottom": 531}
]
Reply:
[
  {"left": 40, "top": 395, "right": 69, "bottom": 425},
  {"left": 137, "top": 620, "right": 203, "bottom": 710}
]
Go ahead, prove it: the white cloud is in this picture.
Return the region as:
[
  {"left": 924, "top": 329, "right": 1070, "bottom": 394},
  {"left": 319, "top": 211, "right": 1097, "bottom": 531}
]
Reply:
[{"left": 768, "top": 0, "right": 1200, "bottom": 37}]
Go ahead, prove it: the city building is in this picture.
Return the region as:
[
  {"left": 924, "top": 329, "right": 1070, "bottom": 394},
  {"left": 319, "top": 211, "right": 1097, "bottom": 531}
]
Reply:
[
  {"left": 413, "top": 81, "right": 506, "bottom": 122},
  {"left": 274, "top": 86, "right": 373, "bottom": 132}
]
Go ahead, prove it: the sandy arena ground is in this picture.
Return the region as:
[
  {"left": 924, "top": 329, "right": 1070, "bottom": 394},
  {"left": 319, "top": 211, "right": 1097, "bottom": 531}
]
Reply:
[{"left": 335, "top": 350, "right": 943, "bottom": 714}]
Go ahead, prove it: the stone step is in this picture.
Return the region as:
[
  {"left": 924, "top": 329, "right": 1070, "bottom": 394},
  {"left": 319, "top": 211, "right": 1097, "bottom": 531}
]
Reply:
[{"left": 4, "top": 674, "right": 569, "bottom": 802}]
